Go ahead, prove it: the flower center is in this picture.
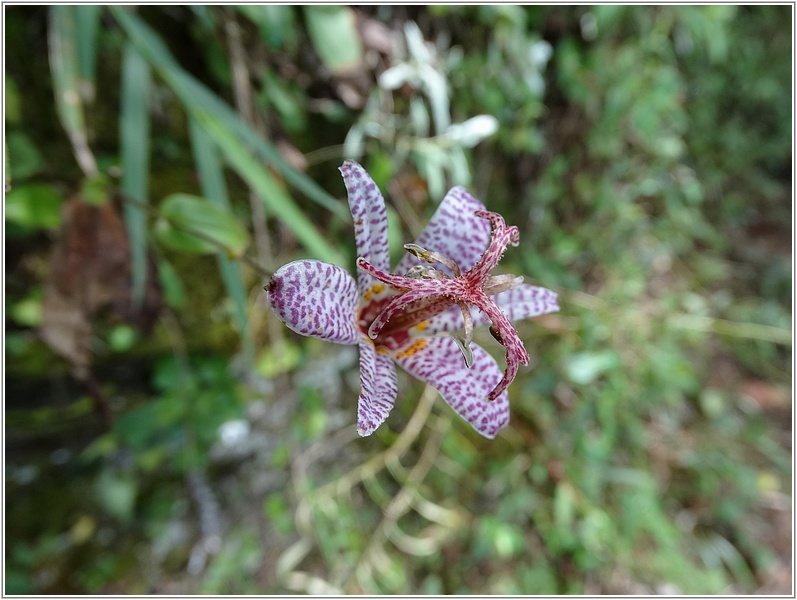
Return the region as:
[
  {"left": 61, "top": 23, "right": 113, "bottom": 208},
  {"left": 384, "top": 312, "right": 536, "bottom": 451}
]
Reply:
[
  {"left": 356, "top": 210, "right": 530, "bottom": 402},
  {"left": 357, "top": 284, "right": 453, "bottom": 354}
]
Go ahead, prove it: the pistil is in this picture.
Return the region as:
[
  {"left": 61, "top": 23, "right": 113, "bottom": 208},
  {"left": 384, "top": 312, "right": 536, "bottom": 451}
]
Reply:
[{"left": 356, "top": 210, "right": 529, "bottom": 402}]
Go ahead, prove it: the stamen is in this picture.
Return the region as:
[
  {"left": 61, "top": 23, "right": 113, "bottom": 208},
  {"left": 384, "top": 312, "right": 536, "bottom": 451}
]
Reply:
[
  {"left": 381, "top": 295, "right": 457, "bottom": 337},
  {"left": 406, "top": 264, "right": 448, "bottom": 280},
  {"left": 404, "top": 243, "right": 461, "bottom": 277},
  {"left": 367, "top": 287, "right": 450, "bottom": 339}
]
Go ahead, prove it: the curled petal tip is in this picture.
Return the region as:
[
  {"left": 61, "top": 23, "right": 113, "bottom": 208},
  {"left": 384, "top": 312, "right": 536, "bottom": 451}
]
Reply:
[{"left": 508, "top": 226, "right": 520, "bottom": 245}]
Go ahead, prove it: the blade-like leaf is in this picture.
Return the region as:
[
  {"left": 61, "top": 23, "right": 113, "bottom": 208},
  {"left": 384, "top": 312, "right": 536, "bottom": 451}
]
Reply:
[
  {"left": 196, "top": 111, "right": 345, "bottom": 266},
  {"left": 49, "top": 6, "right": 98, "bottom": 176},
  {"left": 189, "top": 117, "right": 254, "bottom": 365},
  {"left": 74, "top": 5, "right": 102, "bottom": 102},
  {"left": 156, "top": 194, "right": 249, "bottom": 257},
  {"left": 120, "top": 42, "right": 151, "bottom": 308}
]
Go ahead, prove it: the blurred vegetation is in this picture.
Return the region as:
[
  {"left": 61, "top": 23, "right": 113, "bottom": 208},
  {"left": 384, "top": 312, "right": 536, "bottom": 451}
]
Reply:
[{"left": 5, "top": 5, "right": 791, "bottom": 594}]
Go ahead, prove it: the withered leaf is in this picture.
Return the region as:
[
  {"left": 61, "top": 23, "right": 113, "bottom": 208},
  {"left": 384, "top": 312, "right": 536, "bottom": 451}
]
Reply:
[{"left": 40, "top": 196, "right": 161, "bottom": 379}]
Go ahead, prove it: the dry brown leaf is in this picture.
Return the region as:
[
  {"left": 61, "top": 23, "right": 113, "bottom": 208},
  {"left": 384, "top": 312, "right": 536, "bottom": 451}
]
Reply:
[{"left": 40, "top": 196, "right": 161, "bottom": 380}]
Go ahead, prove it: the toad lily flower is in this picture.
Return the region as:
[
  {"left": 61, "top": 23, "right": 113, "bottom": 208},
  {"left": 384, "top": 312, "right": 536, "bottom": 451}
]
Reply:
[{"left": 266, "top": 161, "right": 559, "bottom": 439}]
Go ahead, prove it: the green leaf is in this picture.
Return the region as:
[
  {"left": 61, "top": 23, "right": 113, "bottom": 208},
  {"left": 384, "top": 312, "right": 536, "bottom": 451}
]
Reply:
[
  {"left": 156, "top": 193, "right": 249, "bottom": 256},
  {"left": 120, "top": 42, "right": 151, "bottom": 308},
  {"left": 5, "top": 75, "right": 21, "bottom": 125},
  {"left": 6, "top": 131, "right": 43, "bottom": 182},
  {"left": 9, "top": 291, "right": 43, "bottom": 327},
  {"left": 304, "top": 6, "right": 363, "bottom": 74},
  {"left": 49, "top": 6, "right": 82, "bottom": 135},
  {"left": 74, "top": 5, "right": 102, "bottom": 99},
  {"left": 196, "top": 111, "right": 345, "bottom": 265},
  {"left": 5, "top": 183, "right": 64, "bottom": 231},
  {"left": 80, "top": 172, "right": 111, "bottom": 206}
]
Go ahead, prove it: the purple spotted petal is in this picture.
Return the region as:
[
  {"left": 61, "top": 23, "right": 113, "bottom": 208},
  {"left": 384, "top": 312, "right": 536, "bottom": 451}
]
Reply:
[
  {"left": 483, "top": 284, "right": 560, "bottom": 325},
  {"left": 421, "top": 284, "right": 560, "bottom": 334},
  {"left": 340, "top": 160, "right": 391, "bottom": 294},
  {"left": 357, "top": 337, "right": 398, "bottom": 436},
  {"left": 395, "top": 186, "right": 491, "bottom": 278},
  {"left": 393, "top": 337, "right": 510, "bottom": 439},
  {"left": 266, "top": 260, "right": 359, "bottom": 344}
]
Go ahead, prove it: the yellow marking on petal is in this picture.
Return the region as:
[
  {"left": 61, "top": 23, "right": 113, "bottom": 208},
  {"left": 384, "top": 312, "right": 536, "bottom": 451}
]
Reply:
[
  {"left": 363, "top": 283, "right": 385, "bottom": 301},
  {"left": 414, "top": 320, "right": 429, "bottom": 332},
  {"left": 376, "top": 346, "right": 390, "bottom": 355},
  {"left": 396, "top": 339, "right": 428, "bottom": 358}
]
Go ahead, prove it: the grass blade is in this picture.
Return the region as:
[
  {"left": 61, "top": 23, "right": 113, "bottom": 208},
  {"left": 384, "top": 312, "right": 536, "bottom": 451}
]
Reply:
[
  {"left": 48, "top": 6, "right": 98, "bottom": 177},
  {"left": 119, "top": 42, "right": 151, "bottom": 308},
  {"left": 74, "top": 5, "right": 102, "bottom": 103}
]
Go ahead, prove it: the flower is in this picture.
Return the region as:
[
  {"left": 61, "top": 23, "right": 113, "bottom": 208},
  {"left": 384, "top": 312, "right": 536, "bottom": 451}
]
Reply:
[{"left": 266, "top": 161, "right": 559, "bottom": 439}]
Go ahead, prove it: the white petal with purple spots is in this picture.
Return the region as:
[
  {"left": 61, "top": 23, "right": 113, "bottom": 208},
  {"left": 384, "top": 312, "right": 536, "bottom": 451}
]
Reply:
[
  {"left": 340, "top": 160, "right": 391, "bottom": 295},
  {"left": 393, "top": 337, "right": 510, "bottom": 439},
  {"left": 266, "top": 260, "right": 360, "bottom": 344},
  {"left": 395, "top": 186, "right": 491, "bottom": 278},
  {"left": 485, "top": 284, "right": 560, "bottom": 325},
  {"left": 357, "top": 337, "right": 398, "bottom": 436}
]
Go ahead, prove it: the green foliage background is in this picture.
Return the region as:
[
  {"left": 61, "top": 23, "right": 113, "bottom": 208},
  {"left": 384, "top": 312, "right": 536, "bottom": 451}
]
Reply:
[{"left": 5, "top": 5, "right": 792, "bottom": 594}]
